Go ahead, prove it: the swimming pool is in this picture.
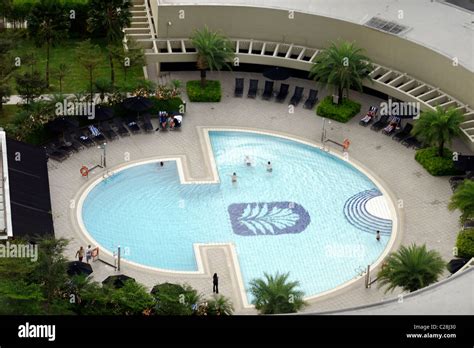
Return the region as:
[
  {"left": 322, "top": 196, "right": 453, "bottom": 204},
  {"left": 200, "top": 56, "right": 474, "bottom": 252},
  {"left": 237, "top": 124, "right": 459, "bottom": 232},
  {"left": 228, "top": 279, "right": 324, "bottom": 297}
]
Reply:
[{"left": 82, "top": 131, "right": 394, "bottom": 299}]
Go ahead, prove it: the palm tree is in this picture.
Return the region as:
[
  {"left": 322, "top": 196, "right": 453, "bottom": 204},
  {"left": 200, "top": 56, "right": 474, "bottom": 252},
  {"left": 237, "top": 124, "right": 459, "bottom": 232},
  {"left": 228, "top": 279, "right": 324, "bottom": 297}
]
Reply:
[
  {"left": 377, "top": 244, "right": 445, "bottom": 293},
  {"left": 52, "top": 63, "right": 70, "bottom": 94},
  {"left": 206, "top": 295, "right": 234, "bottom": 316},
  {"left": 449, "top": 180, "right": 474, "bottom": 222},
  {"left": 27, "top": 0, "right": 70, "bottom": 87},
  {"left": 412, "top": 106, "right": 464, "bottom": 157},
  {"left": 249, "top": 272, "right": 306, "bottom": 314},
  {"left": 309, "top": 40, "right": 373, "bottom": 104},
  {"left": 191, "top": 27, "right": 235, "bottom": 87},
  {"left": 94, "top": 78, "right": 113, "bottom": 102},
  {"left": 75, "top": 40, "right": 102, "bottom": 102},
  {"left": 87, "top": 0, "right": 131, "bottom": 86}
]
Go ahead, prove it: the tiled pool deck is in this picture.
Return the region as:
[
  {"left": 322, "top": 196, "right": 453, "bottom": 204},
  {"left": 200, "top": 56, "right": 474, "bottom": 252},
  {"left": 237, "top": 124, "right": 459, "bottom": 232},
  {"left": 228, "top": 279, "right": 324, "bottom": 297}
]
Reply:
[{"left": 49, "top": 71, "right": 469, "bottom": 314}]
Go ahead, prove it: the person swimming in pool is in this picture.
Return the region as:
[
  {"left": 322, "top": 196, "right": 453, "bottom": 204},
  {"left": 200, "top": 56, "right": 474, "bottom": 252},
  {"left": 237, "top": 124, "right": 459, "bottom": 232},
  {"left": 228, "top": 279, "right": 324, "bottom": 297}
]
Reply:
[
  {"left": 244, "top": 155, "right": 252, "bottom": 166},
  {"left": 231, "top": 172, "right": 238, "bottom": 183},
  {"left": 266, "top": 161, "right": 273, "bottom": 173}
]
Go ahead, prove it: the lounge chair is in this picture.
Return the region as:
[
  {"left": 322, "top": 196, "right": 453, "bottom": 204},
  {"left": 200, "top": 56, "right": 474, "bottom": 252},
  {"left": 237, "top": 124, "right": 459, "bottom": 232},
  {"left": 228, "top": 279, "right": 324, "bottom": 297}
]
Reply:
[
  {"left": 289, "top": 86, "right": 304, "bottom": 106},
  {"left": 73, "top": 129, "right": 95, "bottom": 147},
  {"left": 359, "top": 106, "right": 378, "bottom": 126},
  {"left": 370, "top": 115, "right": 389, "bottom": 131},
  {"left": 44, "top": 145, "right": 68, "bottom": 162},
  {"left": 113, "top": 118, "right": 130, "bottom": 137},
  {"left": 392, "top": 123, "right": 413, "bottom": 141},
  {"left": 449, "top": 173, "right": 473, "bottom": 192},
  {"left": 234, "top": 78, "right": 244, "bottom": 97},
  {"left": 63, "top": 132, "right": 85, "bottom": 151},
  {"left": 275, "top": 83, "right": 289, "bottom": 103},
  {"left": 303, "top": 89, "right": 318, "bottom": 109},
  {"left": 382, "top": 117, "right": 401, "bottom": 135},
  {"left": 170, "top": 115, "right": 182, "bottom": 130},
  {"left": 247, "top": 79, "right": 258, "bottom": 98},
  {"left": 100, "top": 121, "right": 118, "bottom": 140},
  {"left": 88, "top": 125, "right": 107, "bottom": 143},
  {"left": 463, "top": 219, "right": 474, "bottom": 230},
  {"left": 401, "top": 136, "right": 423, "bottom": 149},
  {"left": 126, "top": 117, "right": 141, "bottom": 134},
  {"left": 51, "top": 139, "right": 75, "bottom": 155},
  {"left": 142, "top": 114, "right": 154, "bottom": 133},
  {"left": 262, "top": 81, "right": 274, "bottom": 100}
]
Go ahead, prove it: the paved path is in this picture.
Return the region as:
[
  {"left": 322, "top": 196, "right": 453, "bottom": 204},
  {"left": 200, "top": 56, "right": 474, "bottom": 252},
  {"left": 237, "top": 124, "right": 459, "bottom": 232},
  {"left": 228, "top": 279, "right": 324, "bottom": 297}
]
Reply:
[{"left": 49, "top": 71, "right": 470, "bottom": 314}]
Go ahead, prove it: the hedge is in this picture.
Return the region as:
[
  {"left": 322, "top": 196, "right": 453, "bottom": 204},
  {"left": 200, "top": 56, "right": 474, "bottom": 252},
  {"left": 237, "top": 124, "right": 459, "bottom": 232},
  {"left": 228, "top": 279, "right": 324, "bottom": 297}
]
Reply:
[
  {"left": 316, "top": 96, "right": 361, "bottom": 123},
  {"left": 414, "top": 147, "right": 462, "bottom": 176},
  {"left": 456, "top": 229, "right": 474, "bottom": 259},
  {"left": 186, "top": 80, "right": 221, "bottom": 102}
]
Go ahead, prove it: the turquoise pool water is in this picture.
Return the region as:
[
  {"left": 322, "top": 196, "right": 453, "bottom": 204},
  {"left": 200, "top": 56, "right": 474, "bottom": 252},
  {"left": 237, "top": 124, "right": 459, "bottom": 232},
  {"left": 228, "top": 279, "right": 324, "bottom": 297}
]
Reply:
[{"left": 82, "top": 131, "right": 391, "bottom": 298}]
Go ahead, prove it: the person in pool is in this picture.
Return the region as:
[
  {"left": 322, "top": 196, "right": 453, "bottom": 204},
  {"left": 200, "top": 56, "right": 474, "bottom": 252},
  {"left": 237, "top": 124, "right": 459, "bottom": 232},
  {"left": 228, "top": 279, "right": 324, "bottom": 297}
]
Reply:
[
  {"left": 244, "top": 156, "right": 252, "bottom": 166},
  {"left": 266, "top": 161, "right": 273, "bottom": 173},
  {"left": 231, "top": 172, "right": 238, "bottom": 183}
]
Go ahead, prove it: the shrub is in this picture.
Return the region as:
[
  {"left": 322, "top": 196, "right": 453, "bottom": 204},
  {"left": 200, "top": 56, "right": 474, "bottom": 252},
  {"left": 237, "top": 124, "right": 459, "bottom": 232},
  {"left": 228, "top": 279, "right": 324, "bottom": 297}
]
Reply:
[
  {"left": 415, "top": 147, "right": 461, "bottom": 176},
  {"left": 316, "top": 96, "right": 361, "bottom": 123},
  {"left": 456, "top": 229, "right": 474, "bottom": 259},
  {"left": 150, "top": 97, "right": 184, "bottom": 114},
  {"left": 186, "top": 80, "right": 221, "bottom": 102}
]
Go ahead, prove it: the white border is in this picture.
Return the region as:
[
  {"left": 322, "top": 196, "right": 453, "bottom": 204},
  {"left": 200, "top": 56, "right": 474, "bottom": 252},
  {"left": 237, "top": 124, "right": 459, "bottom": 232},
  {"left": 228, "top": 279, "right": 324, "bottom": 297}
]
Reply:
[{"left": 0, "top": 131, "right": 13, "bottom": 239}]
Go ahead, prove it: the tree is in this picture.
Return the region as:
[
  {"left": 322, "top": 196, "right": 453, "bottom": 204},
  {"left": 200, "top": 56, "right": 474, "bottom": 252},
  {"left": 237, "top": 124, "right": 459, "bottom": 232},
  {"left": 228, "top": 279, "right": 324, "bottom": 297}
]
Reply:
[
  {"left": 249, "top": 272, "right": 306, "bottom": 314},
  {"left": 0, "top": 36, "right": 16, "bottom": 111},
  {"left": 87, "top": 0, "right": 131, "bottom": 85},
  {"left": 449, "top": 180, "right": 474, "bottom": 222},
  {"left": 95, "top": 77, "right": 113, "bottom": 102},
  {"left": 152, "top": 283, "right": 201, "bottom": 315},
  {"left": 191, "top": 26, "right": 235, "bottom": 87},
  {"left": 15, "top": 70, "right": 48, "bottom": 106},
  {"left": 75, "top": 40, "right": 101, "bottom": 102},
  {"left": 412, "top": 106, "right": 464, "bottom": 157},
  {"left": 110, "top": 39, "right": 145, "bottom": 82},
  {"left": 377, "top": 244, "right": 445, "bottom": 293},
  {"left": 52, "top": 63, "right": 70, "bottom": 94},
  {"left": 27, "top": 0, "right": 70, "bottom": 87},
  {"left": 108, "top": 280, "right": 155, "bottom": 315},
  {"left": 206, "top": 295, "right": 234, "bottom": 316},
  {"left": 309, "top": 40, "right": 373, "bottom": 104}
]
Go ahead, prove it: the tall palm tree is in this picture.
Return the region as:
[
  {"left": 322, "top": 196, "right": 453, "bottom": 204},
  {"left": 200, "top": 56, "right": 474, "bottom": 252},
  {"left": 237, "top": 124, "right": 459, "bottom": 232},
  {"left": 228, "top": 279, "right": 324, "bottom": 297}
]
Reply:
[
  {"left": 75, "top": 40, "right": 102, "bottom": 102},
  {"left": 377, "top": 244, "right": 445, "bottom": 293},
  {"left": 27, "top": 0, "right": 70, "bottom": 87},
  {"left": 309, "top": 40, "right": 373, "bottom": 104},
  {"left": 87, "top": 0, "right": 131, "bottom": 86},
  {"left": 191, "top": 27, "right": 235, "bottom": 87},
  {"left": 412, "top": 106, "right": 464, "bottom": 157},
  {"left": 449, "top": 180, "right": 474, "bottom": 222},
  {"left": 249, "top": 272, "right": 306, "bottom": 314},
  {"left": 52, "top": 63, "right": 70, "bottom": 94},
  {"left": 206, "top": 295, "right": 234, "bottom": 316}
]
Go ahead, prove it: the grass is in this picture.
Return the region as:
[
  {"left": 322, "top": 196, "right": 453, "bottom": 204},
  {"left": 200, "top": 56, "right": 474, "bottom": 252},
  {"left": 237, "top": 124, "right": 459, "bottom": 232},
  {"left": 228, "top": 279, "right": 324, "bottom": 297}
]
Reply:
[
  {"left": 9, "top": 38, "right": 144, "bottom": 94},
  {"left": 186, "top": 80, "right": 222, "bottom": 102},
  {"left": 0, "top": 105, "right": 20, "bottom": 127}
]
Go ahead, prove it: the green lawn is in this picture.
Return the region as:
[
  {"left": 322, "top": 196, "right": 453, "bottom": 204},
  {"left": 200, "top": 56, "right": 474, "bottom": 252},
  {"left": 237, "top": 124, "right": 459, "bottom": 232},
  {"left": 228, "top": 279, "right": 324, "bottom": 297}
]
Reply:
[
  {"left": 0, "top": 105, "right": 20, "bottom": 127},
  {"left": 9, "top": 38, "right": 145, "bottom": 94}
]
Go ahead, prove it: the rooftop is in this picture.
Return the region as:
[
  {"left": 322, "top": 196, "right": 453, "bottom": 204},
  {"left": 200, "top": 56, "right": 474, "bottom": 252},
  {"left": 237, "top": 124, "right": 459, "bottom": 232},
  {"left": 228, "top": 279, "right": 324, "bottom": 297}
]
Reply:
[{"left": 157, "top": 0, "right": 474, "bottom": 71}]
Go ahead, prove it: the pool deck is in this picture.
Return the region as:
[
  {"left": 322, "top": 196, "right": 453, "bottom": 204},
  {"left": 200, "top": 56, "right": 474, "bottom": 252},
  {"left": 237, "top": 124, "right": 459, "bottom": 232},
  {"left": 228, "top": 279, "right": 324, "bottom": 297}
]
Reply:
[{"left": 49, "top": 71, "right": 470, "bottom": 314}]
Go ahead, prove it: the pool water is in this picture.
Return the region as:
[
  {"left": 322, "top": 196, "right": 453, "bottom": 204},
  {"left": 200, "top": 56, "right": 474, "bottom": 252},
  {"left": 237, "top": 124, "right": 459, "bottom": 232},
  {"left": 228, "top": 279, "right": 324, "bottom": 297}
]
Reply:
[{"left": 82, "top": 131, "right": 392, "bottom": 298}]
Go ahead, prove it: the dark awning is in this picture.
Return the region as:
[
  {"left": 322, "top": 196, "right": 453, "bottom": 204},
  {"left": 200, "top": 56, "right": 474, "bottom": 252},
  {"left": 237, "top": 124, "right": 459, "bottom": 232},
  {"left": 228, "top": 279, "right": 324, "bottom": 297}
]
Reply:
[
  {"left": 454, "top": 155, "right": 474, "bottom": 172},
  {"left": 6, "top": 138, "right": 54, "bottom": 239}
]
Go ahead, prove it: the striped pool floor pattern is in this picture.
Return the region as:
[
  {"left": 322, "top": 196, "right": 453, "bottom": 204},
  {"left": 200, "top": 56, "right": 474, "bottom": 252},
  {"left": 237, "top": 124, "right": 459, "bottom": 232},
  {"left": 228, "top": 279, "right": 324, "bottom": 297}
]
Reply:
[{"left": 343, "top": 189, "right": 392, "bottom": 236}]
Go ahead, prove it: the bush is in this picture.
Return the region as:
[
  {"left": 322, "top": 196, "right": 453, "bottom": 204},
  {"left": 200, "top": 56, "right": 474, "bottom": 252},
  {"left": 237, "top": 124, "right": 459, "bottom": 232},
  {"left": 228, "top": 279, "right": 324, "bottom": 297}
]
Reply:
[
  {"left": 316, "top": 96, "right": 361, "bottom": 123},
  {"left": 415, "top": 147, "right": 462, "bottom": 176},
  {"left": 456, "top": 229, "right": 474, "bottom": 259},
  {"left": 150, "top": 97, "right": 184, "bottom": 114},
  {"left": 186, "top": 80, "right": 221, "bottom": 102}
]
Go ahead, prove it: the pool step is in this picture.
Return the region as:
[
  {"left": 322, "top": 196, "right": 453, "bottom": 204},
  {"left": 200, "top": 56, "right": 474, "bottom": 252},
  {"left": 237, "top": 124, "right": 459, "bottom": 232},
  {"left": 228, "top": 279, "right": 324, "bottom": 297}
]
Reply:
[{"left": 343, "top": 189, "right": 392, "bottom": 236}]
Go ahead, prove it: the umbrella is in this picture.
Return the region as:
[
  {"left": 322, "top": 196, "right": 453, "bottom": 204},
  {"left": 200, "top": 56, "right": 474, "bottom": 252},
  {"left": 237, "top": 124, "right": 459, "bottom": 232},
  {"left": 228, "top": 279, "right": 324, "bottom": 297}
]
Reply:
[
  {"left": 102, "top": 274, "right": 135, "bottom": 289},
  {"left": 93, "top": 105, "right": 114, "bottom": 122},
  {"left": 46, "top": 117, "right": 80, "bottom": 134},
  {"left": 122, "top": 96, "right": 153, "bottom": 114},
  {"left": 263, "top": 66, "right": 291, "bottom": 81},
  {"left": 447, "top": 258, "right": 469, "bottom": 274},
  {"left": 67, "top": 261, "right": 93, "bottom": 277}
]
